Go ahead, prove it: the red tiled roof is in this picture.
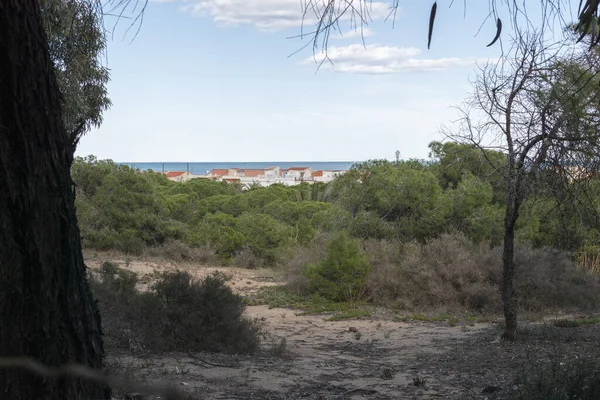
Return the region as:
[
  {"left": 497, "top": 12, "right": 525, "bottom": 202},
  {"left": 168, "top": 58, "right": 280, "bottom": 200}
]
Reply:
[
  {"left": 312, "top": 170, "right": 324, "bottom": 177},
  {"left": 165, "top": 171, "right": 185, "bottom": 178},
  {"left": 242, "top": 169, "right": 264, "bottom": 178},
  {"left": 211, "top": 169, "right": 228, "bottom": 177},
  {"left": 288, "top": 167, "right": 309, "bottom": 171},
  {"left": 224, "top": 178, "right": 240, "bottom": 183}
]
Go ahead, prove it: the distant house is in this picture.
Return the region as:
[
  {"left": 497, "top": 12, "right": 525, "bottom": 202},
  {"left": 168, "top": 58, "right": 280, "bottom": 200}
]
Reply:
[
  {"left": 165, "top": 171, "right": 194, "bottom": 182},
  {"left": 228, "top": 168, "right": 242, "bottom": 177},
  {"left": 210, "top": 169, "right": 228, "bottom": 178},
  {"left": 264, "top": 166, "right": 280, "bottom": 178},
  {"left": 240, "top": 169, "right": 264, "bottom": 178},
  {"left": 283, "top": 167, "right": 311, "bottom": 180},
  {"left": 204, "top": 165, "right": 343, "bottom": 187},
  {"left": 310, "top": 170, "right": 345, "bottom": 182}
]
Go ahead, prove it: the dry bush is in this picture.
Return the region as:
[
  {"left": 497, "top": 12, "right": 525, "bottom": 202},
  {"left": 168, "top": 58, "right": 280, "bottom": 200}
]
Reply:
[
  {"left": 362, "top": 238, "right": 404, "bottom": 274},
  {"left": 231, "top": 247, "right": 266, "bottom": 269},
  {"left": 364, "top": 233, "right": 600, "bottom": 313},
  {"left": 90, "top": 267, "right": 261, "bottom": 355},
  {"left": 513, "top": 245, "right": 600, "bottom": 312},
  {"left": 278, "top": 234, "right": 329, "bottom": 294},
  {"left": 365, "top": 233, "right": 499, "bottom": 312},
  {"left": 143, "top": 239, "right": 219, "bottom": 265}
]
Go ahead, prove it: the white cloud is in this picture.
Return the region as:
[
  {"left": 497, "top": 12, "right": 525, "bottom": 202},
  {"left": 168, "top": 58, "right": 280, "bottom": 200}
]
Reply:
[
  {"left": 331, "top": 27, "right": 374, "bottom": 40},
  {"left": 182, "top": 0, "right": 391, "bottom": 31},
  {"left": 303, "top": 44, "right": 480, "bottom": 74}
]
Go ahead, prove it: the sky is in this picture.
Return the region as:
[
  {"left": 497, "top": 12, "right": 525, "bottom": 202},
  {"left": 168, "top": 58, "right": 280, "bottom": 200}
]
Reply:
[{"left": 75, "top": 0, "right": 580, "bottom": 162}]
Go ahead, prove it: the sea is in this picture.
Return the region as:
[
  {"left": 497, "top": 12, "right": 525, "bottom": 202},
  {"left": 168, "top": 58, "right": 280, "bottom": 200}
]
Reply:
[{"left": 119, "top": 161, "right": 357, "bottom": 176}]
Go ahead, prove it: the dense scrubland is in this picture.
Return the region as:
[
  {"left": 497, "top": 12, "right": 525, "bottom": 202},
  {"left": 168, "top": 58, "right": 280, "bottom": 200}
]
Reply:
[
  {"left": 78, "top": 141, "right": 600, "bottom": 398},
  {"left": 75, "top": 140, "right": 600, "bottom": 314}
]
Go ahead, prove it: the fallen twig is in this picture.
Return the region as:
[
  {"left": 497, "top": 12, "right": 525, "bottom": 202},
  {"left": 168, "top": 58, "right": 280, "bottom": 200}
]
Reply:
[
  {"left": 341, "top": 387, "right": 379, "bottom": 396},
  {"left": 186, "top": 352, "right": 236, "bottom": 368}
]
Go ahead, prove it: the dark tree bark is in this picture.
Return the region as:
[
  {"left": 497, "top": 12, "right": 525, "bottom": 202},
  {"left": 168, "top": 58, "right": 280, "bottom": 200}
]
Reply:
[
  {"left": 0, "top": 1, "right": 109, "bottom": 399},
  {"left": 501, "top": 156, "right": 524, "bottom": 341},
  {"left": 501, "top": 200, "right": 519, "bottom": 341}
]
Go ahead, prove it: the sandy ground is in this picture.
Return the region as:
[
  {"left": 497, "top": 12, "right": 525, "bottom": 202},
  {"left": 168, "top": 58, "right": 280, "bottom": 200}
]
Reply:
[{"left": 86, "top": 255, "right": 600, "bottom": 400}]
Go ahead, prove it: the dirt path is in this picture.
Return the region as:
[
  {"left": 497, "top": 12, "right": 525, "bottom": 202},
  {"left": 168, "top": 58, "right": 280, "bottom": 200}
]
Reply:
[
  {"left": 107, "top": 306, "right": 496, "bottom": 400},
  {"left": 90, "top": 257, "right": 600, "bottom": 399}
]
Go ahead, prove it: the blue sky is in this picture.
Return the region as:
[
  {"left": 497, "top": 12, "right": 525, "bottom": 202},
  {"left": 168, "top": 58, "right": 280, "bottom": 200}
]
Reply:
[{"left": 76, "top": 0, "right": 578, "bottom": 162}]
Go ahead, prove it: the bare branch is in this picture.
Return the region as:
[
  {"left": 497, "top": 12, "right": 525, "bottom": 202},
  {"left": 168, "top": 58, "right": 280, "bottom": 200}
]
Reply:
[{"left": 295, "top": 1, "right": 600, "bottom": 61}]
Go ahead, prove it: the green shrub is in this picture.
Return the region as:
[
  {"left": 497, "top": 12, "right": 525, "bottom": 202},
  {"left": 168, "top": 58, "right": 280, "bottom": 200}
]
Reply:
[
  {"left": 311, "top": 205, "right": 352, "bottom": 232},
  {"left": 350, "top": 210, "right": 396, "bottom": 239},
  {"left": 278, "top": 235, "right": 329, "bottom": 294},
  {"left": 111, "top": 230, "right": 146, "bottom": 255},
  {"left": 98, "top": 261, "right": 139, "bottom": 294},
  {"left": 303, "top": 231, "right": 371, "bottom": 302},
  {"left": 150, "top": 270, "right": 262, "bottom": 353},
  {"left": 236, "top": 213, "right": 292, "bottom": 265},
  {"left": 91, "top": 269, "right": 261, "bottom": 354},
  {"left": 195, "top": 212, "right": 245, "bottom": 261},
  {"left": 449, "top": 173, "right": 503, "bottom": 244}
]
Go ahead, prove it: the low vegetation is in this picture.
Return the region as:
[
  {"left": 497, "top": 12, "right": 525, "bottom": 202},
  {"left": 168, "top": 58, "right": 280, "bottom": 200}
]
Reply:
[
  {"left": 302, "top": 231, "right": 371, "bottom": 302},
  {"left": 501, "top": 356, "right": 600, "bottom": 400},
  {"left": 76, "top": 148, "right": 600, "bottom": 398},
  {"left": 75, "top": 146, "right": 600, "bottom": 318},
  {"left": 249, "top": 285, "right": 372, "bottom": 320},
  {"left": 276, "top": 232, "right": 600, "bottom": 316},
  {"left": 90, "top": 262, "right": 261, "bottom": 354}
]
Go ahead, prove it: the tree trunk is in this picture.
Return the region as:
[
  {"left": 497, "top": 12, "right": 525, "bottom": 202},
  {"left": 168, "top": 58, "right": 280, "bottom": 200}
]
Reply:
[
  {"left": 501, "top": 214, "right": 518, "bottom": 341},
  {"left": 501, "top": 153, "right": 522, "bottom": 342},
  {"left": 0, "top": 2, "right": 109, "bottom": 399},
  {"left": 501, "top": 160, "right": 523, "bottom": 342}
]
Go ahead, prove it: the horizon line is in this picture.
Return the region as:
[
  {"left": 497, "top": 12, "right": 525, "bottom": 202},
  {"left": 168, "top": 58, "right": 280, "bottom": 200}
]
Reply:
[{"left": 116, "top": 160, "right": 363, "bottom": 164}]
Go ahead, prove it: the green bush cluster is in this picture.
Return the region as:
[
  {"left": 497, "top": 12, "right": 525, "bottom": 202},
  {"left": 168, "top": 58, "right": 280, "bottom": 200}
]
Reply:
[
  {"left": 303, "top": 231, "right": 371, "bottom": 302},
  {"left": 73, "top": 156, "right": 332, "bottom": 264},
  {"left": 98, "top": 261, "right": 138, "bottom": 294},
  {"left": 90, "top": 265, "right": 261, "bottom": 354},
  {"left": 74, "top": 140, "right": 600, "bottom": 273}
]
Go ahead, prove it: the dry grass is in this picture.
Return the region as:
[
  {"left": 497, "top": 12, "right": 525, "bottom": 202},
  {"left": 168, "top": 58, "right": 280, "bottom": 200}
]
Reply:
[
  {"left": 143, "top": 240, "right": 219, "bottom": 265},
  {"left": 365, "top": 234, "right": 499, "bottom": 312},
  {"left": 231, "top": 247, "right": 266, "bottom": 269},
  {"left": 277, "top": 235, "right": 329, "bottom": 294},
  {"left": 283, "top": 233, "right": 600, "bottom": 314},
  {"left": 365, "top": 233, "right": 600, "bottom": 313}
]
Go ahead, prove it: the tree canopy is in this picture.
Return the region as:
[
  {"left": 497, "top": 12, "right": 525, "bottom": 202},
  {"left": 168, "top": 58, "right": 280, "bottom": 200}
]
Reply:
[{"left": 40, "top": 0, "right": 111, "bottom": 146}]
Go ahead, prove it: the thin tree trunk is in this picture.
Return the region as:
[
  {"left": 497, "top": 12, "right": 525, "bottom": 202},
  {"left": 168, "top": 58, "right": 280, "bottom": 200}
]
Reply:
[
  {"left": 501, "top": 157, "right": 521, "bottom": 341},
  {"left": 0, "top": 1, "right": 109, "bottom": 399},
  {"left": 501, "top": 212, "right": 518, "bottom": 341}
]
